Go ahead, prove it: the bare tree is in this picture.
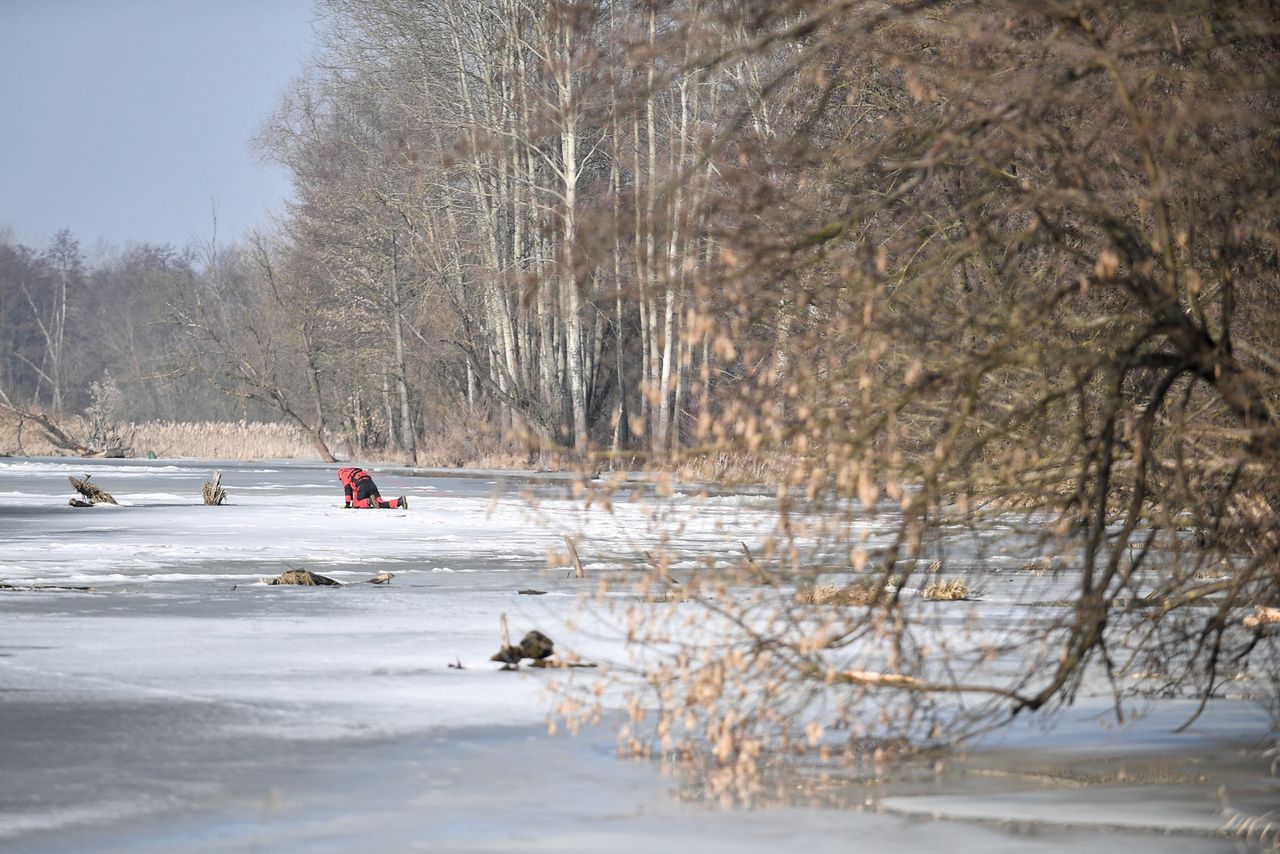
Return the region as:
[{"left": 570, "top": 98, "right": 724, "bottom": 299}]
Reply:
[
  {"left": 168, "top": 229, "right": 339, "bottom": 462},
  {"left": 19, "top": 229, "right": 82, "bottom": 411},
  {"left": 554, "top": 0, "right": 1280, "bottom": 800}
]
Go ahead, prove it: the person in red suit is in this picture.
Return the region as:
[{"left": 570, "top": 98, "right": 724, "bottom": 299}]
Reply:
[{"left": 337, "top": 467, "right": 408, "bottom": 509}]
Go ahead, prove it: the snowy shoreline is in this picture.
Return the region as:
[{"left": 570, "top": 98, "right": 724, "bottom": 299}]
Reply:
[{"left": 1, "top": 456, "right": 1274, "bottom": 851}]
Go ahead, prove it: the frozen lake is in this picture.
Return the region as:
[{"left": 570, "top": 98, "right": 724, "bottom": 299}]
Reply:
[{"left": 0, "top": 457, "right": 1273, "bottom": 851}]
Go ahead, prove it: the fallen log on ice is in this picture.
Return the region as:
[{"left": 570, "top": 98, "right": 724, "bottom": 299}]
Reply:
[
  {"left": 68, "top": 475, "right": 117, "bottom": 506},
  {"left": 0, "top": 396, "right": 91, "bottom": 454},
  {"left": 201, "top": 471, "right": 227, "bottom": 505},
  {"left": 0, "top": 580, "right": 94, "bottom": 592},
  {"left": 265, "top": 569, "right": 342, "bottom": 586}
]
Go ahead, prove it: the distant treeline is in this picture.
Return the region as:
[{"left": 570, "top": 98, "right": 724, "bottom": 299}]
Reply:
[{"left": 0, "top": 231, "right": 256, "bottom": 423}]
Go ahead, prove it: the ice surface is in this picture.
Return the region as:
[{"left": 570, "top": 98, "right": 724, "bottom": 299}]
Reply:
[
  {"left": 0, "top": 457, "right": 1273, "bottom": 851},
  {"left": 882, "top": 785, "right": 1248, "bottom": 834}
]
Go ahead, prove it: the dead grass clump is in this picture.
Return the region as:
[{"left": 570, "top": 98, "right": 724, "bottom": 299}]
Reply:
[
  {"left": 922, "top": 579, "right": 971, "bottom": 601},
  {"left": 1242, "top": 606, "right": 1280, "bottom": 630},
  {"left": 796, "top": 581, "right": 879, "bottom": 606},
  {"left": 202, "top": 470, "right": 227, "bottom": 505},
  {"left": 677, "top": 450, "right": 792, "bottom": 484},
  {"left": 641, "top": 588, "right": 689, "bottom": 604},
  {"left": 1019, "top": 557, "right": 1057, "bottom": 574}
]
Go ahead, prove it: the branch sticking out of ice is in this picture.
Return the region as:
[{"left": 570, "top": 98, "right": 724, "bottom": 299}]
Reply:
[
  {"left": 201, "top": 471, "right": 227, "bottom": 505},
  {"left": 69, "top": 475, "right": 116, "bottom": 506}
]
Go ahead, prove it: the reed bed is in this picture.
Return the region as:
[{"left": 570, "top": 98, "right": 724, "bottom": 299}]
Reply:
[
  {"left": 2, "top": 415, "right": 529, "bottom": 467},
  {"left": 130, "top": 421, "right": 314, "bottom": 459}
]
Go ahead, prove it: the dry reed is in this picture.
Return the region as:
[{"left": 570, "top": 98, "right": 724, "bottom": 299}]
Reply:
[
  {"left": 130, "top": 421, "right": 313, "bottom": 459},
  {"left": 922, "top": 579, "right": 971, "bottom": 601},
  {"left": 796, "top": 581, "right": 880, "bottom": 606}
]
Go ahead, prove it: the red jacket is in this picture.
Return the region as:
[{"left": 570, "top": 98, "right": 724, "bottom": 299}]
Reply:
[{"left": 337, "top": 467, "right": 373, "bottom": 503}]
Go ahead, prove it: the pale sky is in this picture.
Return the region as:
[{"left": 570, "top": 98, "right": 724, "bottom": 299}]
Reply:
[{"left": 0, "top": 0, "right": 316, "bottom": 253}]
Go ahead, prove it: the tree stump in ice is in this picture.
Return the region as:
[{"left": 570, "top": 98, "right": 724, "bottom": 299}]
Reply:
[
  {"left": 491, "top": 614, "right": 519, "bottom": 668},
  {"left": 202, "top": 471, "right": 227, "bottom": 505},
  {"left": 518, "top": 630, "right": 555, "bottom": 661},
  {"left": 490, "top": 629, "right": 556, "bottom": 669},
  {"left": 266, "top": 569, "right": 342, "bottom": 586},
  {"left": 68, "top": 475, "right": 117, "bottom": 506},
  {"left": 490, "top": 645, "right": 523, "bottom": 668}
]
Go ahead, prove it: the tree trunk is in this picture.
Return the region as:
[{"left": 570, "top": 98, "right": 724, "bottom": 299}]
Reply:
[{"left": 391, "top": 234, "right": 418, "bottom": 465}]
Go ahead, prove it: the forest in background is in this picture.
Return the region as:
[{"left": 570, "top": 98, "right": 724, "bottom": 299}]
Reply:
[
  {"left": 5, "top": 1, "right": 1276, "bottom": 478},
  {"left": 0, "top": 231, "right": 229, "bottom": 422}
]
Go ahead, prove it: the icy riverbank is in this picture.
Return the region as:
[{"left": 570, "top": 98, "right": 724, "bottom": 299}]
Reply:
[{"left": 0, "top": 457, "right": 1273, "bottom": 851}]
